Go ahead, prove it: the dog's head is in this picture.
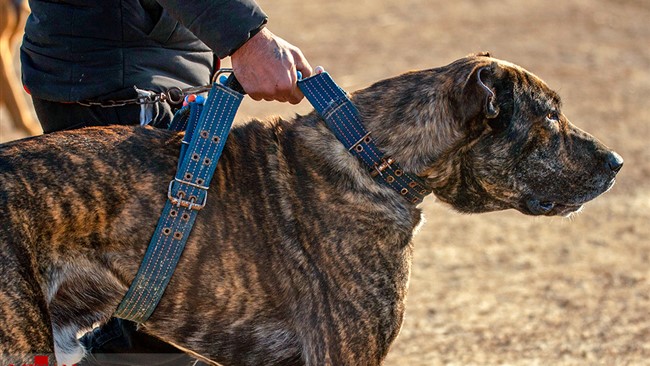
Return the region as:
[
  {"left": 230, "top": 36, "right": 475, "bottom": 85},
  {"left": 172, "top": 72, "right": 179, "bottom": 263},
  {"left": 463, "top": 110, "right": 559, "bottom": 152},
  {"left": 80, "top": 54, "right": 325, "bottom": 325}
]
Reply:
[{"left": 354, "top": 53, "right": 622, "bottom": 216}]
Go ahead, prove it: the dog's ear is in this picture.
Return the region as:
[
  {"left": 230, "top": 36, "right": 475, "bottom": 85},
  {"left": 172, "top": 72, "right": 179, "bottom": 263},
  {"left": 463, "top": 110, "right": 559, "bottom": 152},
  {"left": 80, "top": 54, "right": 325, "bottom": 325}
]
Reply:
[
  {"left": 476, "top": 67, "right": 500, "bottom": 119},
  {"left": 468, "top": 51, "right": 492, "bottom": 58},
  {"left": 460, "top": 63, "right": 513, "bottom": 132}
]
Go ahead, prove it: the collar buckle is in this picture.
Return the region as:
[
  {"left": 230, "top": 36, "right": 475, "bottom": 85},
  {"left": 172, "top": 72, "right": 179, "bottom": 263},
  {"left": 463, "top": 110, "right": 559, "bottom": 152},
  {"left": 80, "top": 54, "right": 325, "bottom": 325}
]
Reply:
[
  {"left": 370, "top": 157, "right": 395, "bottom": 178},
  {"left": 167, "top": 179, "right": 209, "bottom": 211}
]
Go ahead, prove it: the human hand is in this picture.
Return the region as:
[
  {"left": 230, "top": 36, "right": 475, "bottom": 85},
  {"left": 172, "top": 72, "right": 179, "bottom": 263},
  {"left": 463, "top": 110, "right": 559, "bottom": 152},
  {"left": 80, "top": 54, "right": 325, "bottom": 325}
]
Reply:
[{"left": 230, "top": 28, "right": 312, "bottom": 104}]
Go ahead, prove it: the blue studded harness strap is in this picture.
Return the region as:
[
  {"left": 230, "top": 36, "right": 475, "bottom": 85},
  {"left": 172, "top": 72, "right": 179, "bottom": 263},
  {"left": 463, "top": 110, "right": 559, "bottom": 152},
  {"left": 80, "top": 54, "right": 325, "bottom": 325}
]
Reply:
[
  {"left": 298, "top": 72, "right": 432, "bottom": 204},
  {"left": 114, "top": 82, "right": 243, "bottom": 323},
  {"left": 114, "top": 69, "right": 431, "bottom": 324}
]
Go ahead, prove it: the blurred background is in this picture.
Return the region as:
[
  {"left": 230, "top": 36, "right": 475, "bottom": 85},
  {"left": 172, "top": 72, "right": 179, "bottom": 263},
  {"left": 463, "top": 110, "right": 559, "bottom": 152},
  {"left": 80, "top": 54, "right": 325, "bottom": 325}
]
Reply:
[{"left": 1, "top": 0, "right": 649, "bottom": 364}]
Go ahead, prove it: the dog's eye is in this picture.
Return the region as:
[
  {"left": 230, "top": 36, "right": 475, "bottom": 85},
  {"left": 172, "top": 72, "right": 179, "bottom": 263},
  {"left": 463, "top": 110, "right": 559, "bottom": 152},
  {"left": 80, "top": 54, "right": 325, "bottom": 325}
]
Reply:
[{"left": 545, "top": 111, "right": 560, "bottom": 123}]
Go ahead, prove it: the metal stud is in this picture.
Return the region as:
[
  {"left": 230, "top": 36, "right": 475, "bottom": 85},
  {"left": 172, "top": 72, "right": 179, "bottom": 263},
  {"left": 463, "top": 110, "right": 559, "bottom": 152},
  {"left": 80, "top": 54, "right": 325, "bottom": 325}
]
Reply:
[
  {"left": 401, "top": 188, "right": 409, "bottom": 195},
  {"left": 386, "top": 176, "right": 395, "bottom": 183}
]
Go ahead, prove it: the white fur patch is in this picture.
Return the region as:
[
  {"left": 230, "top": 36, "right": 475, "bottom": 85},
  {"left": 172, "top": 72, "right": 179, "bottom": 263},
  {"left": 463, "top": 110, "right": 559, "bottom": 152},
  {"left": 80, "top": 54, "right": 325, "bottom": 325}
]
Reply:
[
  {"left": 412, "top": 212, "right": 426, "bottom": 237},
  {"left": 54, "top": 324, "right": 85, "bottom": 365}
]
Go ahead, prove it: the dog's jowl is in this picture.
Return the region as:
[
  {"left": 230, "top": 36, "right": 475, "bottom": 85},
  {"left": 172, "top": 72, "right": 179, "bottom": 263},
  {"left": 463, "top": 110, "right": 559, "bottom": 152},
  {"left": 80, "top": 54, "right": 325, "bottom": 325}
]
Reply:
[{"left": 0, "top": 54, "right": 622, "bottom": 366}]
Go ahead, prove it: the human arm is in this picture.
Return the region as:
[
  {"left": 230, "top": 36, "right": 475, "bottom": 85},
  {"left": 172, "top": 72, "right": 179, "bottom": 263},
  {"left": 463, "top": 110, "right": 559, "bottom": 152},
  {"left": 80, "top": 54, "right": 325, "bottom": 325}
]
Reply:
[
  {"left": 155, "top": 0, "right": 312, "bottom": 103},
  {"left": 231, "top": 27, "right": 312, "bottom": 104}
]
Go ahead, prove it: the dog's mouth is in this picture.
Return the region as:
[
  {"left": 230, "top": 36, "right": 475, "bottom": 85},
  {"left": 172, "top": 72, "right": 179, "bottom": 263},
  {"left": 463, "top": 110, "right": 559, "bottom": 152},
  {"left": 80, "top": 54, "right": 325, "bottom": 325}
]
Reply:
[
  {"left": 522, "top": 178, "right": 616, "bottom": 217},
  {"left": 524, "top": 199, "right": 583, "bottom": 217}
]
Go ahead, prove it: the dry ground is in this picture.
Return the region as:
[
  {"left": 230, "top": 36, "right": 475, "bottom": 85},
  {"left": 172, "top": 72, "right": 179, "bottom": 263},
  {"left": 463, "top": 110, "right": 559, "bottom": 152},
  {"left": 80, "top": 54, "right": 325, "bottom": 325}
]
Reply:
[{"left": 1, "top": 0, "right": 649, "bottom": 365}]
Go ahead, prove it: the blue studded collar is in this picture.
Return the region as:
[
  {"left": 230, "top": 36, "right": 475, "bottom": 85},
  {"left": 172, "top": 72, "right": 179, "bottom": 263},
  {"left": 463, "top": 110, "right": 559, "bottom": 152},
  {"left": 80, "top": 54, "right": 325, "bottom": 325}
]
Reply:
[{"left": 298, "top": 71, "right": 431, "bottom": 205}]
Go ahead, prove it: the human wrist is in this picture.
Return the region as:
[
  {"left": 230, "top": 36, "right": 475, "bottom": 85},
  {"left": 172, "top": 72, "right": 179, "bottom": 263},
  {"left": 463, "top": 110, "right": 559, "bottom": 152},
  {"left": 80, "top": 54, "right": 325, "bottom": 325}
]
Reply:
[{"left": 229, "top": 20, "right": 268, "bottom": 57}]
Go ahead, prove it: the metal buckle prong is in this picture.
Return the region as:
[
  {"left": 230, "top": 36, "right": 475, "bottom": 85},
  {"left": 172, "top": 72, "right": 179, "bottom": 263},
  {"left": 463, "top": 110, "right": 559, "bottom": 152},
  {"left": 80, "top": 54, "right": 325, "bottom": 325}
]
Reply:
[
  {"left": 173, "top": 177, "right": 209, "bottom": 190},
  {"left": 370, "top": 157, "right": 395, "bottom": 178},
  {"left": 167, "top": 180, "right": 208, "bottom": 211}
]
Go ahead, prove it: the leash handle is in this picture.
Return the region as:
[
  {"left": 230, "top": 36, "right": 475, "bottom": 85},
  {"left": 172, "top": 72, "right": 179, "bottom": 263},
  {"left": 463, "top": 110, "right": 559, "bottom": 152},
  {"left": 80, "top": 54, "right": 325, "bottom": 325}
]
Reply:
[
  {"left": 213, "top": 68, "right": 247, "bottom": 95},
  {"left": 219, "top": 70, "right": 305, "bottom": 96},
  {"left": 223, "top": 74, "right": 247, "bottom": 95}
]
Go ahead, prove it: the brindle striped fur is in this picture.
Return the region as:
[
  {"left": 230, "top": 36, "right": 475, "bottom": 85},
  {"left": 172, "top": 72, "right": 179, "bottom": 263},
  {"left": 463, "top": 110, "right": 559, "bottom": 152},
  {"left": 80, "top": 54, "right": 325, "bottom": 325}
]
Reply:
[{"left": 0, "top": 54, "right": 621, "bottom": 365}]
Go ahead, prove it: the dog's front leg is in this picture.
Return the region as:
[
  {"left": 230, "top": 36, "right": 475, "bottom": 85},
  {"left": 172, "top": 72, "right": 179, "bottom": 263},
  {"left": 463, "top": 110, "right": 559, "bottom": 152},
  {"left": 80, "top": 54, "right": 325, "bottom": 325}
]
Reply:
[
  {"left": 0, "top": 265, "right": 56, "bottom": 364},
  {"left": 299, "top": 324, "right": 386, "bottom": 366}
]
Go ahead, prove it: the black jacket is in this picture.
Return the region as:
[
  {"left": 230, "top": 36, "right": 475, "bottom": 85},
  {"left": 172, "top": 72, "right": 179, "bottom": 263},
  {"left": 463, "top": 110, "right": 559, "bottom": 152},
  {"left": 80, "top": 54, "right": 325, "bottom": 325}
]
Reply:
[{"left": 21, "top": 0, "right": 267, "bottom": 102}]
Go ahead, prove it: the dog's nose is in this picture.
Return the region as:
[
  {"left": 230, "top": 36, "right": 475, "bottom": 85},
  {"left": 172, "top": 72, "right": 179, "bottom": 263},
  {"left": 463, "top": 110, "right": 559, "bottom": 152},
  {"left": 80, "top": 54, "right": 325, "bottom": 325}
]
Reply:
[{"left": 606, "top": 151, "right": 624, "bottom": 174}]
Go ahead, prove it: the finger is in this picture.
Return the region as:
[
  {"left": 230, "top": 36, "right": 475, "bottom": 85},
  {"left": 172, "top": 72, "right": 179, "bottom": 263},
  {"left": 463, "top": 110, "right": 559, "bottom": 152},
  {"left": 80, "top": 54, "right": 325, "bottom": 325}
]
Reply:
[
  {"left": 282, "top": 73, "right": 301, "bottom": 105},
  {"left": 287, "top": 84, "right": 305, "bottom": 105},
  {"left": 270, "top": 85, "right": 289, "bottom": 103},
  {"left": 288, "top": 95, "right": 303, "bottom": 105},
  {"left": 287, "top": 56, "right": 308, "bottom": 104},
  {"left": 294, "top": 50, "right": 313, "bottom": 78},
  {"left": 248, "top": 92, "right": 264, "bottom": 102}
]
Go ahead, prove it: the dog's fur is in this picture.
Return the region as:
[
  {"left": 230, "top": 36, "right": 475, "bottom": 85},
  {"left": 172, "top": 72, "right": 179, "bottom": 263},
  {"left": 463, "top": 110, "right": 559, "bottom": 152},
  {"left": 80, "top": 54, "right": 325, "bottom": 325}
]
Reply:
[{"left": 0, "top": 54, "right": 622, "bottom": 365}]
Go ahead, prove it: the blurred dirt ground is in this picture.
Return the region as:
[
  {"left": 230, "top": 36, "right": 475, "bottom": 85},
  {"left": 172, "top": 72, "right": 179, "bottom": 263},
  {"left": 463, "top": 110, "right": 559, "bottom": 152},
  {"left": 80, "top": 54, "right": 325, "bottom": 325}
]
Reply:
[{"left": 1, "top": 0, "right": 649, "bottom": 365}]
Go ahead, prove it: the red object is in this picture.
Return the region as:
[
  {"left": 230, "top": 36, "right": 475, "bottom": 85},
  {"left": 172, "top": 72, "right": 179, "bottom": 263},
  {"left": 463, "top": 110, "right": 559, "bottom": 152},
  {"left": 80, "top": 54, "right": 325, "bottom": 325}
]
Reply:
[
  {"left": 34, "top": 355, "right": 48, "bottom": 366},
  {"left": 187, "top": 94, "right": 196, "bottom": 102},
  {"left": 23, "top": 84, "right": 31, "bottom": 95}
]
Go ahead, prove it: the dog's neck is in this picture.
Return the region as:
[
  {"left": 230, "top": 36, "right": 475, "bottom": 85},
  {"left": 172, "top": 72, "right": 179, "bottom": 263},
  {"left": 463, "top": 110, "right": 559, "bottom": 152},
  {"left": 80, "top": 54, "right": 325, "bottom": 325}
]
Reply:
[
  {"left": 295, "top": 70, "right": 489, "bottom": 211},
  {"left": 297, "top": 70, "right": 467, "bottom": 191},
  {"left": 355, "top": 71, "right": 470, "bottom": 179}
]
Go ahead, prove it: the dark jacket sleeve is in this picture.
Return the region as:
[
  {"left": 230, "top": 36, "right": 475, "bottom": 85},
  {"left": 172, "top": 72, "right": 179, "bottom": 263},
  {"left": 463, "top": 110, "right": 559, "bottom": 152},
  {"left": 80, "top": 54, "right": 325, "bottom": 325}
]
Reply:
[{"left": 155, "top": 0, "right": 268, "bottom": 58}]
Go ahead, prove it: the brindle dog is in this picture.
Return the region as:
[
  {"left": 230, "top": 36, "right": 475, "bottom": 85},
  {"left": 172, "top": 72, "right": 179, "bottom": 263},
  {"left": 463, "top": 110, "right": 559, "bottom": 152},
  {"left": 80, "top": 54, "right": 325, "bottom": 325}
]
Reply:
[{"left": 0, "top": 53, "right": 622, "bottom": 365}]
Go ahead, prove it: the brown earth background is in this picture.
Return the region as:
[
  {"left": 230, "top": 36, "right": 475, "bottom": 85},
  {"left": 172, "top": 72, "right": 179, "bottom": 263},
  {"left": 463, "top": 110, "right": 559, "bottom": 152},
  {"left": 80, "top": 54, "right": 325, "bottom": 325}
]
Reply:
[{"left": 1, "top": 0, "right": 649, "bottom": 365}]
